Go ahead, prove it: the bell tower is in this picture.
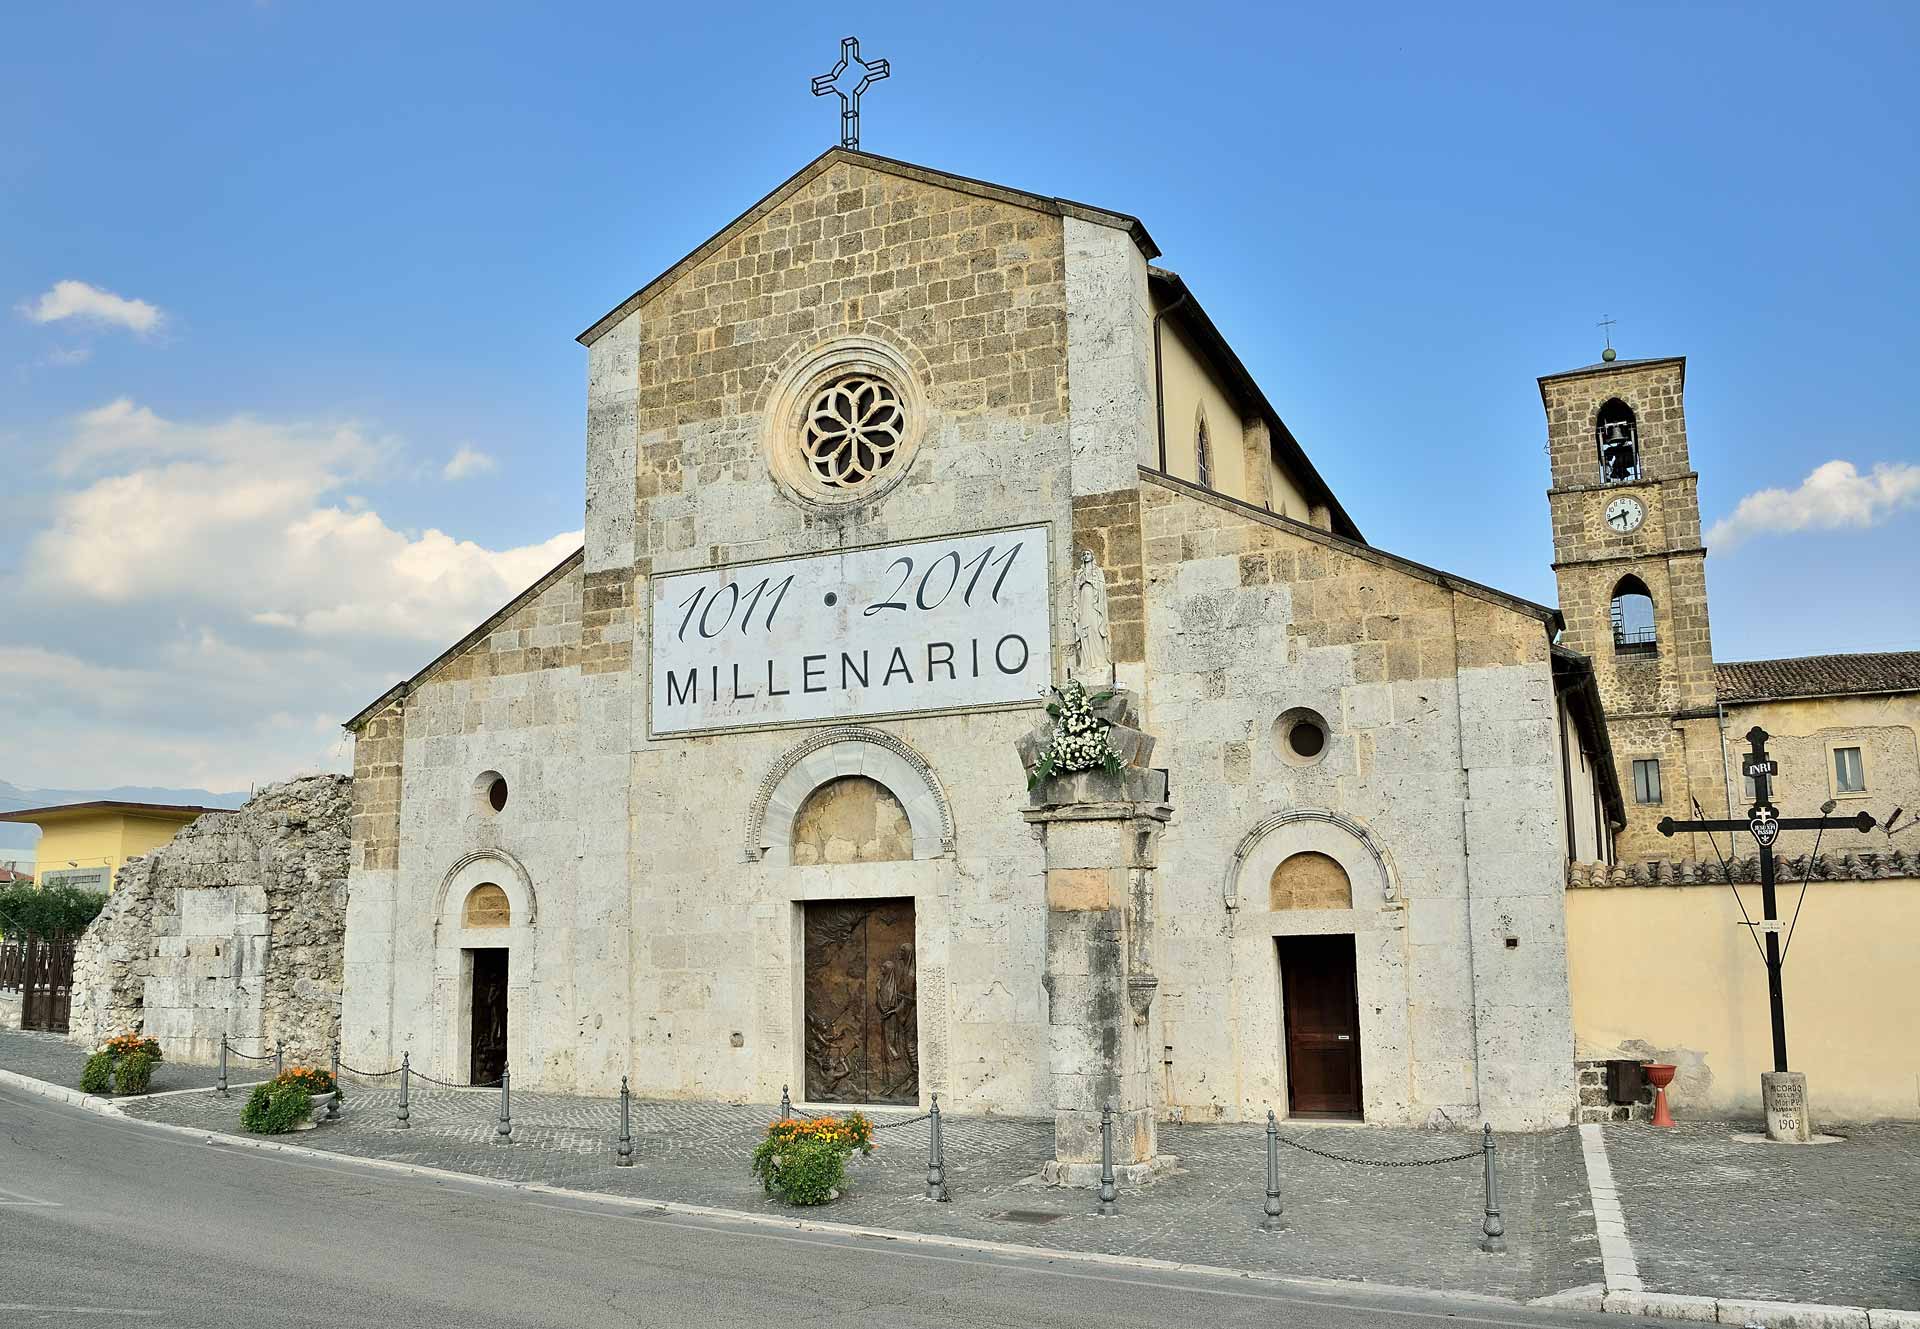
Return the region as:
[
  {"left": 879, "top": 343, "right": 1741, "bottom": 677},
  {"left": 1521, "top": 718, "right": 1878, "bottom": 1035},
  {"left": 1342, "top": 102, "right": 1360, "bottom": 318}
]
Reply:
[{"left": 1540, "top": 354, "right": 1719, "bottom": 862}]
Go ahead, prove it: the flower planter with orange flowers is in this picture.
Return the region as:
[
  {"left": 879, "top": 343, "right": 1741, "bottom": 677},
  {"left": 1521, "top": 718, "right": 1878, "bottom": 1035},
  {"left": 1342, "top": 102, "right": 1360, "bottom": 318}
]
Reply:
[{"left": 751, "top": 1113, "right": 875, "bottom": 1206}]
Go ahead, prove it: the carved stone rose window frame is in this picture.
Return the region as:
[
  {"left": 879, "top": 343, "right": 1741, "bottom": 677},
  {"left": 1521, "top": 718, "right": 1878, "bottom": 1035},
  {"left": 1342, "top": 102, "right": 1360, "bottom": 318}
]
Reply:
[{"left": 762, "top": 335, "right": 927, "bottom": 509}]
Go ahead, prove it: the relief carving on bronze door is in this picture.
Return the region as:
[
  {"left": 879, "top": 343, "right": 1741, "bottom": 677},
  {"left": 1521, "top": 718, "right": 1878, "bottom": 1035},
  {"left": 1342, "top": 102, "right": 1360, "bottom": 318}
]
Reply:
[{"left": 803, "top": 899, "right": 918, "bottom": 1105}]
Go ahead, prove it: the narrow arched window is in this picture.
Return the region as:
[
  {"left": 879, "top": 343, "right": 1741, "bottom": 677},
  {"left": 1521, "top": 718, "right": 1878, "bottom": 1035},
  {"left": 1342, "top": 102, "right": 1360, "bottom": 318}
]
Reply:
[
  {"left": 1610, "top": 575, "right": 1657, "bottom": 654},
  {"left": 1195, "top": 410, "right": 1213, "bottom": 488},
  {"left": 1596, "top": 399, "right": 1640, "bottom": 482}
]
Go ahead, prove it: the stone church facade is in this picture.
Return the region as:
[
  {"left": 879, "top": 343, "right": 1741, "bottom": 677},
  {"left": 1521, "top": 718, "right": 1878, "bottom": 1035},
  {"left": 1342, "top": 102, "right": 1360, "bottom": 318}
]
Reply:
[{"left": 340, "top": 149, "right": 1617, "bottom": 1131}]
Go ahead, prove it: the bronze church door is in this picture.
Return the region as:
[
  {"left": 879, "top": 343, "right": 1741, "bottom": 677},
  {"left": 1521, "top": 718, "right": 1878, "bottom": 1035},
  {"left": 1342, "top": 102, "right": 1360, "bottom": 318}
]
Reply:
[
  {"left": 1279, "top": 934, "right": 1363, "bottom": 1119},
  {"left": 469, "top": 948, "right": 508, "bottom": 1086},
  {"left": 803, "top": 899, "right": 918, "bottom": 1105}
]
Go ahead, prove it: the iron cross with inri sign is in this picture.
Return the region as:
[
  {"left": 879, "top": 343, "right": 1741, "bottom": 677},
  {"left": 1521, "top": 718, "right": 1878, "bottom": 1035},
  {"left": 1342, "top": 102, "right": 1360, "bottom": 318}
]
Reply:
[
  {"left": 811, "top": 36, "right": 890, "bottom": 150},
  {"left": 1658, "top": 726, "right": 1875, "bottom": 1074}
]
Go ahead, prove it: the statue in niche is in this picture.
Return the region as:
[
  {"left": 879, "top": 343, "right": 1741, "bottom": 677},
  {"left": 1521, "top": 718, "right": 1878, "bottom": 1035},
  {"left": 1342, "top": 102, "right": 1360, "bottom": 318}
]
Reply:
[{"left": 1071, "top": 549, "right": 1114, "bottom": 688}]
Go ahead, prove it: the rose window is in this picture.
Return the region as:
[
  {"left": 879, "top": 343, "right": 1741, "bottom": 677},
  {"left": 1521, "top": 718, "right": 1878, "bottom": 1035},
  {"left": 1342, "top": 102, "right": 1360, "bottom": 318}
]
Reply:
[{"left": 802, "top": 375, "right": 906, "bottom": 489}]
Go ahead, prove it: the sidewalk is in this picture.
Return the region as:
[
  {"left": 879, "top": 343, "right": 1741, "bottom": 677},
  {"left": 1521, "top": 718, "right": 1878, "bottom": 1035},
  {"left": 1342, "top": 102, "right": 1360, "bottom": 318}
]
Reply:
[
  {"left": 0, "top": 1026, "right": 238, "bottom": 1095},
  {"left": 112, "top": 1073, "right": 1593, "bottom": 1304},
  {"left": 1597, "top": 1119, "right": 1920, "bottom": 1313}
]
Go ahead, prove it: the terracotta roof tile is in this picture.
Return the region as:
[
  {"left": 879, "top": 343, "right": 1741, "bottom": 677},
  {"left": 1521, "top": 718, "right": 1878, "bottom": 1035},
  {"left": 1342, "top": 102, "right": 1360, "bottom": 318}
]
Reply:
[{"left": 1717, "top": 651, "right": 1920, "bottom": 703}]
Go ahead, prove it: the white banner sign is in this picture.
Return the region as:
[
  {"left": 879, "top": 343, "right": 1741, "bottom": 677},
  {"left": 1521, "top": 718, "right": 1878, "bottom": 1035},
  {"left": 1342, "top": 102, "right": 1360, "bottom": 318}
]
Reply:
[{"left": 649, "top": 524, "right": 1052, "bottom": 736}]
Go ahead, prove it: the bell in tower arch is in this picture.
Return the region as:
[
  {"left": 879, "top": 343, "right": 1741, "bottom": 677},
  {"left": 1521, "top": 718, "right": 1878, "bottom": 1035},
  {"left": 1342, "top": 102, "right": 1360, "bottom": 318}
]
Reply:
[{"left": 1595, "top": 399, "right": 1640, "bottom": 482}]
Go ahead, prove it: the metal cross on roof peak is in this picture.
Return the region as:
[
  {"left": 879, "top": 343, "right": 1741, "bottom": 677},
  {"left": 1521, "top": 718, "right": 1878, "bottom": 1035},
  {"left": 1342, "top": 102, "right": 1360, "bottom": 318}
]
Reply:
[{"left": 811, "top": 36, "right": 890, "bottom": 151}]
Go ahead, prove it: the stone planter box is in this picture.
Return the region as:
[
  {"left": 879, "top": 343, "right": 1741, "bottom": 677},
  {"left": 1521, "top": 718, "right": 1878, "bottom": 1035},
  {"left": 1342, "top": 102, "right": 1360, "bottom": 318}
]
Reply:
[
  {"left": 1027, "top": 765, "right": 1169, "bottom": 809},
  {"left": 292, "top": 1091, "right": 337, "bottom": 1129}
]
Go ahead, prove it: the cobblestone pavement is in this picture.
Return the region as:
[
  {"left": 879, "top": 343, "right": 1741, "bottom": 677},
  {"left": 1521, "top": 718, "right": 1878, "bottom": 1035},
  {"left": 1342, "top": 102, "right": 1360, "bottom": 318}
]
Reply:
[
  {"left": 1601, "top": 1119, "right": 1920, "bottom": 1311},
  {"left": 111, "top": 1075, "right": 1598, "bottom": 1302},
  {"left": 0, "top": 1025, "right": 244, "bottom": 1095}
]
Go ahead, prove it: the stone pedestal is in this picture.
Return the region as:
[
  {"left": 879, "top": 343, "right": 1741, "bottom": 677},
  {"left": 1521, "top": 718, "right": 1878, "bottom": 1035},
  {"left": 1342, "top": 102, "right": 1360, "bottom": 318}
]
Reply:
[
  {"left": 1762, "top": 1071, "right": 1811, "bottom": 1143},
  {"left": 1020, "top": 704, "right": 1174, "bottom": 1183}
]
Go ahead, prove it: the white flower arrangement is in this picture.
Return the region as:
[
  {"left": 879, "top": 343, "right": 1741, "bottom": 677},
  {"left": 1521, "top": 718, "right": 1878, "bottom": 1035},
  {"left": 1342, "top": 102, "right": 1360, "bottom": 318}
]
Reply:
[{"left": 1028, "top": 679, "right": 1124, "bottom": 789}]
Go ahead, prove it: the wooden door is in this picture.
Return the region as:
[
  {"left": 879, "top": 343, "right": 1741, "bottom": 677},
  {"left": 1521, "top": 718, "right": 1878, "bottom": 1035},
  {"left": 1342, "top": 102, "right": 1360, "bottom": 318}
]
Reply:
[
  {"left": 1279, "top": 934, "right": 1362, "bottom": 1118},
  {"left": 469, "top": 948, "right": 508, "bottom": 1086},
  {"left": 803, "top": 899, "right": 918, "bottom": 1105}
]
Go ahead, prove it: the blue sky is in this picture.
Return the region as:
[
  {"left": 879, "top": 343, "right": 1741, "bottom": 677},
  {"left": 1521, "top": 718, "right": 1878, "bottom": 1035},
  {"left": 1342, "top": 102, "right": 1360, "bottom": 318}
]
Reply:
[{"left": 2, "top": 2, "right": 1915, "bottom": 793}]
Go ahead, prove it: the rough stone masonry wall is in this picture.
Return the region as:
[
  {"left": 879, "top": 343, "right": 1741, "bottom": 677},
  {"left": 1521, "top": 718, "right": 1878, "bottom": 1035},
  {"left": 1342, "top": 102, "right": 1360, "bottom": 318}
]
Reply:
[{"left": 70, "top": 775, "right": 351, "bottom": 1066}]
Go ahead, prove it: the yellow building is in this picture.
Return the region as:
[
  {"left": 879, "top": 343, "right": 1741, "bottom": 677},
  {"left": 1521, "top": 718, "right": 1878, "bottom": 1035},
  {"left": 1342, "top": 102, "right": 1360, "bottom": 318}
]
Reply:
[{"left": 0, "top": 801, "right": 216, "bottom": 895}]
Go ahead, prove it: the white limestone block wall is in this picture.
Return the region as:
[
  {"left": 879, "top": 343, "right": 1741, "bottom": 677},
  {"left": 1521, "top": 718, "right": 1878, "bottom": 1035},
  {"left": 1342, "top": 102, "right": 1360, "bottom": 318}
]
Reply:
[{"left": 623, "top": 707, "right": 1050, "bottom": 1114}]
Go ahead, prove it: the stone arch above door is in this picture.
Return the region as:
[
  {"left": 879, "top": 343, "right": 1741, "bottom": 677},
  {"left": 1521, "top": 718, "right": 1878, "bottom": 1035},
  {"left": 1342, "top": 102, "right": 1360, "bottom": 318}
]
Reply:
[
  {"left": 746, "top": 728, "right": 954, "bottom": 866},
  {"left": 1223, "top": 809, "right": 1398, "bottom": 911},
  {"left": 435, "top": 849, "right": 537, "bottom": 933}
]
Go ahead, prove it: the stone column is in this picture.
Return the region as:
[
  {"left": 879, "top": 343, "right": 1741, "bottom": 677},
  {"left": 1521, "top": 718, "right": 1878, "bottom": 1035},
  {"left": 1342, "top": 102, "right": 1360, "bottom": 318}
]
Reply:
[{"left": 1020, "top": 694, "right": 1174, "bottom": 1183}]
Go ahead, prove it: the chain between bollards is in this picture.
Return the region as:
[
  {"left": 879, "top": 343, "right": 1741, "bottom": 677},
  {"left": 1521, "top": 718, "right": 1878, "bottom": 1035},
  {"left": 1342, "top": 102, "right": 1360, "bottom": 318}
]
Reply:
[
  {"left": 1096, "top": 1101, "right": 1118, "bottom": 1217},
  {"left": 273, "top": 1039, "right": 284, "bottom": 1078},
  {"left": 778, "top": 1083, "right": 792, "bottom": 1121},
  {"left": 494, "top": 1068, "right": 512, "bottom": 1144},
  {"left": 616, "top": 1076, "right": 634, "bottom": 1166},
  {"left": 217, "top": 1037, "right": 229, "bottom": 1097},
  {"left": 1262, "top": 1108, "right": 1286, "bottom": 1231},
  {"left": 327, "top": 1041, "right": 341, "bottom": 1119},
  {"left": 1480, "top": 1123, "right": 1505, "bottom": 1254},
  {"left": 925, "top": 1094, "right": 948, "bottom": 1201},
  {"left": 396, "top": 1051, "right": 411, "bottom": 1128}
]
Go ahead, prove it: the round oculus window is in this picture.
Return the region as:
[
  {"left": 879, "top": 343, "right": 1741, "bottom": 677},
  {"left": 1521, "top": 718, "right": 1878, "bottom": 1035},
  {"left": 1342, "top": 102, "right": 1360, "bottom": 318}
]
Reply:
[
  {"left": 803, "top": 374, "right": 905, "bottom": 490},
  {"left": 1272, "top": 708, "right": 1332, "bottom": 767},
  {"left": 474, "top": 770, "right": 508, "bottom": 815}
]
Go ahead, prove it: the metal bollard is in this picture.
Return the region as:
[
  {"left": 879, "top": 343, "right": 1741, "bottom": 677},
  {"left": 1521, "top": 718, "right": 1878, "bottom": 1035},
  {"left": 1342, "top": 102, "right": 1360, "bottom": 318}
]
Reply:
[
  {"left": 1479, "top": 1123, "right": 1506, "bottom": 1254},
  {"left": 274, "top": 1039, "right": 284, "bottom": 1079},
  {"left": 397, "top": 1051, "right": 411, "bottom": 1129},
  {"left": 494, "top": 1068, "right": 512, "bottom": 1144},
  {"left": 616, "top": 1076, "right": 633, "bottom": 1167},
  {"left": 1262, "top": 1109, "right": 1286, "bottom": 1231},
  {"left": 779, "top": 1083, "right": 792, "bottom": 1121},
  {"left": 327, "top": 1041, "right": 341, "bottom": 1119},
  {"left": 926, "top": 1094, "right": 948, "bottom": 1201},
  {"left": 1096, "top": 1102, "right": 1118, "bottom": 1217},
  {"left": 217, "top": 1038, "right": 229, "bottom": 1097}
]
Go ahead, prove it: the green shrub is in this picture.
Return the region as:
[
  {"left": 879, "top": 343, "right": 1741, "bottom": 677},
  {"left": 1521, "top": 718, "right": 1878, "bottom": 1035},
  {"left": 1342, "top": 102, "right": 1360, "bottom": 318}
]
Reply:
[
  {"left": 113, "top": 1049, "right": 155, "bottom": 1096},
  {"left": 241, "top": 1080, "right": 314, "bottom": 1134},
  {"left": 80, "top": 1051, "right": 113, "bottom": 1093},
  {"left": 752, "top": 1132, "right": 849, "bottom": 1206},
  {"left": 0, "top": 883, "right": 108, "bottom": 939}
]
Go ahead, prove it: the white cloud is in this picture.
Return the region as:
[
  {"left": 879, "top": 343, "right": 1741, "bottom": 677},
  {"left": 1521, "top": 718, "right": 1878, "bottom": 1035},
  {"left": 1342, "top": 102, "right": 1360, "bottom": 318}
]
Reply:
[
  {"left": 17, "top": 280, "right": 165, "bottom": 335},
  {"left": 443, "top": 445, "right": 496, "bottom": 480},
  {"left": 1707, "top": 460, "right": 1920, "bottom": 551},
  {"left": 5, "top": 399, "right": 580, "bottom": 789}
]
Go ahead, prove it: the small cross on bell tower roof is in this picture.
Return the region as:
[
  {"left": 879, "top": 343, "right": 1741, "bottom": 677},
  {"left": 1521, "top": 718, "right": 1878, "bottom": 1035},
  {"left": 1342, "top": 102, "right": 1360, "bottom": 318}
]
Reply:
[{"left": 811, "top": 36, "right": 890, "bottom": 151}]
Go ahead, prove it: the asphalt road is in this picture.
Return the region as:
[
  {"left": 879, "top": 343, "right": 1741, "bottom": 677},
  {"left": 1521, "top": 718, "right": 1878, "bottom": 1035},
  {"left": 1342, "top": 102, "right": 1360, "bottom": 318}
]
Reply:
[{"left": 0, "top": 1084, "right": 1618, "bottom": 1328}]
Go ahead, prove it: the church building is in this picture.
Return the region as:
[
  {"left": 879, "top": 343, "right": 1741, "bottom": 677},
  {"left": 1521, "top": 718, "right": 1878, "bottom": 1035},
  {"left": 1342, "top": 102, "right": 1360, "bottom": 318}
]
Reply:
[{"left": 339, "top": 149, "right": 1622, "bottom": 1134}]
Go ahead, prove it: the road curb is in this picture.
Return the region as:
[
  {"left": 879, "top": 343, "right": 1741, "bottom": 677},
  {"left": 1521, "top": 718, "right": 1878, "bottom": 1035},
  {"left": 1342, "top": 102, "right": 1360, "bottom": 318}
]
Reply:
[
  {"left": 0, "top": 1065, "right": 114, "bottom": 1112},
  {"left": 1578, "top": 1122, "right": 1904, "bottom": 1327}
]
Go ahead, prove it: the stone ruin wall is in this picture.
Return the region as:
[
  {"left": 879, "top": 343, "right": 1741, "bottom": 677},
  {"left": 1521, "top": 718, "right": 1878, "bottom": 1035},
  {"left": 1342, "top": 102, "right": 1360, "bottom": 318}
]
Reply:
[{"left": 69, "top": 774, "right": 351, "bottom": 1067}]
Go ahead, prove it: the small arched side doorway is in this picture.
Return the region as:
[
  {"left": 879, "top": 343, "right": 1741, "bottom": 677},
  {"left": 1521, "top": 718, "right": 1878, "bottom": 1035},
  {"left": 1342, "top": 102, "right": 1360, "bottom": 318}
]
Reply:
[{"left": 434, "top": 851, "right": 536, "bottom": 1086}]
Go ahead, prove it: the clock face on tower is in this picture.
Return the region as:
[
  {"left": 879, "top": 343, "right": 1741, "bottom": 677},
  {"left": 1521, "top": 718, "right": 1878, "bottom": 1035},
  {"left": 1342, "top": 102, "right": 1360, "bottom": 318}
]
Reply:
[{"left": 1604, "top": 495, "right": 1645, "bottom": 534}]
